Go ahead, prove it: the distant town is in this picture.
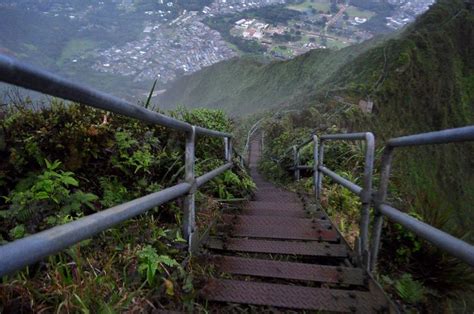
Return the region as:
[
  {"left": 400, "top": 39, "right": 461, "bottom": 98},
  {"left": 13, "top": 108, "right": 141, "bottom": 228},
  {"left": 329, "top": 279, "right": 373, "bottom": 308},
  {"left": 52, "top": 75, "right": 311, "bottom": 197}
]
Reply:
[{"left": 1, "top": 0, "right": 435, "bottom": 87}]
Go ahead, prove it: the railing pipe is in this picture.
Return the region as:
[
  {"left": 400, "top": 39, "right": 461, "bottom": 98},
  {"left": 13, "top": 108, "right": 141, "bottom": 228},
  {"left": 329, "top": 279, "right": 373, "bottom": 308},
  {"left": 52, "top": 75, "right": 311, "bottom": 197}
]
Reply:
[
  {"left": 196, "top": 163, "right": 233, "bottom": 187},
  {"left": 297, "top": 137, "right": 314, "bottom": 150},
  {"left": 387, "top": 126, "right": 474, "bottom": 147},
  {"left": 0, "top": 54, "right": 231, "bottom": 138},
  {"left": 379, "top": 204, "right": 474, "bottom": 266},
  {"left": 318, "top": 166, "right": 363, "bottom": 195},
  {"left": 316, "top": 141, "right": 325, "bottom": 200},
  {"left": 359, "top": 132, "right": 375, "bottom": 257},
  {"left": 312, "top": 135, "right": 319, "bottom": 194},
  {"left": 183, "top": 127, "right": 196, "bottom": 251},
  {"left": 295, "top": 132, "right": 374, "bottom": 267},
  {"left": 228, "top": 138, "right": 233, "bottom": 163},
  {"left": 0, "top": 55, "right": 240, "bottom": 275},
  {"left": 321, "top": 133, "right": 369, "bottom": 141},
  {"left": 0, "top": 182, "right": 191, "bottom": 277},
  {"left": 370, "top": 126, "right": 474, "bottom": 270},
  {"left": 224, "top": 137, "right": 229, "bottom": 161},
  {"left": 370, "top": 147, "right": 394, "bottom": 270}
]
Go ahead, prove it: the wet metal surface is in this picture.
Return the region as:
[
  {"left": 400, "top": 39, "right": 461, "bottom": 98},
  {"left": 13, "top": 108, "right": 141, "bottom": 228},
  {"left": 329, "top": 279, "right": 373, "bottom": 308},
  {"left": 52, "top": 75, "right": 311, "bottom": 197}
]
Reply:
[
  {"left": 201, "top": 137, "right": 391, "bottom": 311},
  {"left": 206, "top": 237, "right": 348, "bottom": 257},
  {"left": 202, "top": 279, "right": 389, "bottom": 312},
  {"left": 214, "top": 255, "right": 365, "bottom": 286}
]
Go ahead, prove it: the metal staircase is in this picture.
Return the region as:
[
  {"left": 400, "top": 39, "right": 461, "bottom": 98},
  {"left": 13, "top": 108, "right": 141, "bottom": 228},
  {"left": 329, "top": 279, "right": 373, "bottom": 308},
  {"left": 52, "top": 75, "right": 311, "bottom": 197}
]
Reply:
[
  {"left": 0, "top": 54, "right": 473, "bottom": 313},
  {"left": 200, "top": 136, "right": 393, "bottom": 312}
]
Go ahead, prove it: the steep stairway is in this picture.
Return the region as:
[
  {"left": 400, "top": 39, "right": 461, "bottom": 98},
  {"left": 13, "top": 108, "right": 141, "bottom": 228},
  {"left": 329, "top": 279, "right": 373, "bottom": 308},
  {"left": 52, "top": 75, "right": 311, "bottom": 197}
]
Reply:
[{"left": 200, "top": 137, "right": 393, "bottom": 312}]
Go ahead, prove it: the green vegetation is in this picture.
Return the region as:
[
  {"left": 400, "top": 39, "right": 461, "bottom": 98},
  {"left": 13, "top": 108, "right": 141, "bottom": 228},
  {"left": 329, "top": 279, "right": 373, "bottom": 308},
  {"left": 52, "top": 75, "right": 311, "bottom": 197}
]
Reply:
[
  {"left": 0, "top": 2, "right": 156, "bottom": 97},
  {"left": 203, "top": 5, "right": 302, "bottom": 55},
  {"left": 287, "top": 0, "right": 330, "bottom": 13},
  {"left": 199, "top": 0, "right": 474, "bottom": 309},
  {"left": 159, "top": 37, "right": 384, "bottom": 114},
  {"left": 0, "top": 101, "right": 254, "bottom": 311},
  {"left": 57, "top": 39, "right": 99, "bottom": 66},
  {"left": 345, "top": 6, "right": 376, "bottom": 19}
]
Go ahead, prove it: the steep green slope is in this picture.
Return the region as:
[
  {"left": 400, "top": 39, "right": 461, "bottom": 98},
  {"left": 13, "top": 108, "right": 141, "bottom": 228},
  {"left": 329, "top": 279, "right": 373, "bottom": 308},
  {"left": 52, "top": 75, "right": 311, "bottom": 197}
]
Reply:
[
  {"left": 158, "top": 37, "right": 389, "bottom": 115},
  {"left": 327, "top": 0, "right": 474, "bottom": 233},
  {"left": 162, "top": 0, "right": 474, "bottom": 232}
]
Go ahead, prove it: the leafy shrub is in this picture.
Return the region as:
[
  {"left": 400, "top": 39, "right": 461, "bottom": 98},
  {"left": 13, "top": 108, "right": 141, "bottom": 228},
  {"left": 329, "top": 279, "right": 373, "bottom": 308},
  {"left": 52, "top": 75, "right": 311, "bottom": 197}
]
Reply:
[
  {"left": 0, "top": 100, "right": 255, "bottom": 311},
  {"left": 1, "top": 159, "right": 97, "bottom": 233}
]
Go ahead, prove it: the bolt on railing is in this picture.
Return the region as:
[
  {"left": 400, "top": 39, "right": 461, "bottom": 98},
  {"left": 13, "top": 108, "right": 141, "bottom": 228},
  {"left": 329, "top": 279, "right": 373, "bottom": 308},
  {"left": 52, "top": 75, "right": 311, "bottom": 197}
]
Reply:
[{"left": 0, "top": 54, "right": 236, "bottom": 276}]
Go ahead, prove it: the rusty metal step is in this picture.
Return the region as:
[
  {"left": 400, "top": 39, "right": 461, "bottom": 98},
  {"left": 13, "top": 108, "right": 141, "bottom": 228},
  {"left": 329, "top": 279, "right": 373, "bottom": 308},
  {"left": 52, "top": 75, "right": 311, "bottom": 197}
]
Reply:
[
  {"left": 201, "top": 279, "right": 389, "bottom": 312},
  {"left": 206, "top": 237, "right": 348, "bottom": 257},
  {"left": 221, "top": 214, "right": 331, "bottom": 229},
  {"left": 213, "top": 256, "right": 365, "bottom": 286},
  {"left": 240, "top": 208, "right": 314, "bottom": 218},
  {"left": 245, "top": 201, "right": 304, "bottom": 211},
  {"left": 226, "top": 221, "right": 338, "bottom": 241},
  {"left": 254, "top": 193, "right": 299, "bottom": 202}
]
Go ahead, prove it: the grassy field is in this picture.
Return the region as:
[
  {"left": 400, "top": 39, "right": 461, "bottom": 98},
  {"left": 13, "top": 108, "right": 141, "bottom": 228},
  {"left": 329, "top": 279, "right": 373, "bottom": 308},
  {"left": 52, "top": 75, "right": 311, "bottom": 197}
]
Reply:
[
  {"left": 345, "top": 5, "right": 376, "bottom": 19},
  {"left": 57, "top": 39, "right": 100, "bottom": 66},
  {"left": 287, "top": 0, "right": 330, "bottom": 13}
]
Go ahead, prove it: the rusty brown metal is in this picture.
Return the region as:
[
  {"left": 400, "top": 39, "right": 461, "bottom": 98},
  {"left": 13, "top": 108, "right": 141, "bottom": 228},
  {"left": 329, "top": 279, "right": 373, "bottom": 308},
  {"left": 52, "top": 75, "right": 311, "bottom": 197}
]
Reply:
[
  {"left": 206, "top": 237, "right": 348, "bottom": 257},
  {"left": 227, "top": 221, "right": 338, "bottom": 241},
  {"left": 240, "top": 208, "right": 316, "bottom": 218},
  {"left": 201, "top": 279, "right": 389, "bottom": 312},
  {"left": 254, "top": 192, "right": 299, "bottom": 202},
  {"left": 199, "top": 137, "right": 394, "bottom": 312},
  {"left": 214, "top": 255, "right": 365, "bottom": 286},
  {"left": 244, "top": 201, "right": 304, "bottom": 211},
  {"left": 221, "top": 214, "right": 331, "bottom": 229}
]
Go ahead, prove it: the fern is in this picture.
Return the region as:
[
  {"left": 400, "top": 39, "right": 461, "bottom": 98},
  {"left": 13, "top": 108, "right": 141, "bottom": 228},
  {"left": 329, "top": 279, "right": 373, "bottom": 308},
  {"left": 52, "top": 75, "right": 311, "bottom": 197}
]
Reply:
[
  {"left": 394, "top": 273, "right": 426, "bottom": 304},
  {"left": 137, "top": 245, "right": 179, "bottom": 286}
]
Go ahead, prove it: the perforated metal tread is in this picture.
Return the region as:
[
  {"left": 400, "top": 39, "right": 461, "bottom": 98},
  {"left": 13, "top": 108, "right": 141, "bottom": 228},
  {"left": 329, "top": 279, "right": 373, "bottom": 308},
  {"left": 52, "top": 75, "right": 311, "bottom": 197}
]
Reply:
[
  {"left": 245, "top": 201, "right": 304, "bottom": 211},
  {"left": 213, "top": 255, "right": 365, "bottom": 286},
  {"left": 206, "top": 237, "right": 348, "bottom": 257},
  {"left": 241, "top": 208, "right": 317, "bottom": 218},
  {"left": 198, "top": 137, "right": 393, "bottom": 312},
  {"left": 254, "top": 193, "right": 299, "bottom": 202},
  {"left": 227, "top": 222, "right": 338, "bottom": 241},
  {"left": 201, "top": 279, "right": 389, "bottom": 312},
  {"left": 221, "top": 214, "right": 331, "bottom": 229}
]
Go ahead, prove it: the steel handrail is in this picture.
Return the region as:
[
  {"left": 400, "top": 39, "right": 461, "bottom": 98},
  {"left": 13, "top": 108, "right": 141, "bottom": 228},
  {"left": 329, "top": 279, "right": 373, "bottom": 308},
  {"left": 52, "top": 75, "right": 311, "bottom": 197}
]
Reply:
[
  {"left": 370, "top": 126, "right": 474, "bottom": 270},
  {"left": 286, "top": 132, "right": 375, "bottom": 268},
  {"left": 0, "top": 55, "right": 231, "bottom": 138},
  {"left": 0, "top": 55, "right": 235, "bottom": 277}
]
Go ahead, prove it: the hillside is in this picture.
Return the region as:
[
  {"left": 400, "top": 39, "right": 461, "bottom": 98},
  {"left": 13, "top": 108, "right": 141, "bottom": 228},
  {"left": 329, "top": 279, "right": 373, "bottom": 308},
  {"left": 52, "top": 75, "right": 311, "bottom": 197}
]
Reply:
[
  {"left": 160, "top": 0, "right": 473, "bottom": 123},
  {"left": 157, "top": 36, "right": 391, "bottom": 115},
  {"left": 161, "top": 0, "right": 474, "bottom": 229}
]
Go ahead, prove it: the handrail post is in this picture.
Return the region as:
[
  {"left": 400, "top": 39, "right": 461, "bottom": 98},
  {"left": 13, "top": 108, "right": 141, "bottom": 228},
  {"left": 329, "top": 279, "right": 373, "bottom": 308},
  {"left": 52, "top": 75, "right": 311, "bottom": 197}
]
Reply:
[
  {"left": 316, "top": 141, "right": 325, "bottom": 200},
  {"left": 360, "top": 133, "right": 375, "bottom": 269},
  {"left": 370, "top": 146, "right": 394, "bottom": 271},
  {"left": 293, "top": 145, "right": 300, "bottom": 180},
  {"left": 261, "top": 131, "right": 265, "bottom": 153},
  {"left": 312, "top": 135, "right": 319, "bottom": 195},
  {"left": 224, "top": 137, "right": 229, "bottom": 161},
  {"left": 227, "top": 137, "right": 233, "bottom": 162},
  {"left": 183, "top": 126, "right": 196, "bottom": 252}
]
